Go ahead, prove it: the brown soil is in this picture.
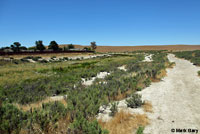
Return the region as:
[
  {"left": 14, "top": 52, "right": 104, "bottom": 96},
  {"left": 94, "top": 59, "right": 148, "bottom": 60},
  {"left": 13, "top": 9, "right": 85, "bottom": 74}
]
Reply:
[{"left": 61, "top": 44, "right": 200, "bottom": 53}]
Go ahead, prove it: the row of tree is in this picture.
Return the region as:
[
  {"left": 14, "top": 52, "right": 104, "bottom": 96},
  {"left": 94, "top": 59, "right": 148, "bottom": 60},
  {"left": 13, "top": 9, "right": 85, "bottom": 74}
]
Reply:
[{"left": 0, "top": 41, "right": 97, "bottom": 52}]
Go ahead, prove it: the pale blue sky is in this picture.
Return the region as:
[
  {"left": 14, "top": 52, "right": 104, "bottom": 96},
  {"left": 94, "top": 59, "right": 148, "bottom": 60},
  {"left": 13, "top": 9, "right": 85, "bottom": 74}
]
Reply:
[{"left": 0, "top": 0, "right": 200, "bottom": 47}]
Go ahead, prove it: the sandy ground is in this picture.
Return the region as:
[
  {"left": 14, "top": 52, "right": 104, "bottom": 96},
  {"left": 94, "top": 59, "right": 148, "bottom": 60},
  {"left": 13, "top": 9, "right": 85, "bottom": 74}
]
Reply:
[
  {"left": 82, "top": 65, "right": 127, "bottom": 86},
  {"left": 43, "top": 54, "right": 110, "bottom": 61},
  {"left": 118, "top": 65, "right": 127, "bottom": 71},
  {"left": 139, "top": 54, "right": 200, "bottom": 134},
  {"left": 143, "top": 54, "right": 153, "bottom": 62},
  {"left": 82, "top": 72, "right": 110, "bottom": 86},
  {"left": 97, "top": 99, "right": 146, "bottom": 122},
  {"left": 50, "top": 95, "right": 67, "bottom": 101}
]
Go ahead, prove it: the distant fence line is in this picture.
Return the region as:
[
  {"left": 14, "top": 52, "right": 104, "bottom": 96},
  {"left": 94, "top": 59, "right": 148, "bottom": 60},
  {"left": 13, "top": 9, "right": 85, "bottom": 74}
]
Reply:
[{"left": 0, "top": 50, "right": 94, "bottom": 56}]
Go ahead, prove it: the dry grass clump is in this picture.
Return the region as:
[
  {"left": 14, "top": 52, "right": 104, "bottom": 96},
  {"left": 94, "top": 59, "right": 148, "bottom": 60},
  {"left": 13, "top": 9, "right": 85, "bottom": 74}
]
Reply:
[
  {"left": 114, "top": 90, "right": 132, "bottom": 101},
  {"left": 143, "top": 101, "right": 153, "bottom": 113},
  {"left": 15, "top": 97, "right": 67, "bottom": 111},
  {"left": 98, "top": 110, "right": 149, "bottom": 134},
  {"left": 151, "top": 69, "right": 167, "bottom": 82}
]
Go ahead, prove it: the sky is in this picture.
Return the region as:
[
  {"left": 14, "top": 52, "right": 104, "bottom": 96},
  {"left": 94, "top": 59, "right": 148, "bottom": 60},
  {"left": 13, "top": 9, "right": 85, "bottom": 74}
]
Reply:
[{"left": 0, "top": 0, "right": 200, "bottom": 47}]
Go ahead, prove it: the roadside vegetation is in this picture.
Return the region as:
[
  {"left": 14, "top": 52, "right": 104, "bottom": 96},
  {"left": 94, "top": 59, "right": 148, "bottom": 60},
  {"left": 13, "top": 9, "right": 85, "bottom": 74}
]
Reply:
[
  {"left": 174, "top": 50, "right": 200, "bottom": 76},
  {"left": 174, "top": 50, "right": 200, "bottom": 66},
  {"left": 0, "top": 51, "right": 172, "bottom": 134}
]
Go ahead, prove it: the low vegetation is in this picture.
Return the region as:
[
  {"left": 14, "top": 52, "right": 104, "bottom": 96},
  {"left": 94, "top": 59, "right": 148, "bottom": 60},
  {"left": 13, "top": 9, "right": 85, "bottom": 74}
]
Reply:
[
  {"left": 136, "top": 126, "right": 145, "bottom": 134},
  {"left": 174, "top": 50, "right": 200, "bottom": 66},
  {"left": 109, "top": 102, "right": 118, "bottom": 117},
  {"left": 126, "top": 93, "right": 143, "bottom": 108},
  {"left": 174, "top": 50, "right": 200, "bottom": 76},
  {"left": 0, "top": 51, "right": 171, "bottom": 134},
  {"left": 198, "top": 71, "right": 200, "bottom": 76}
]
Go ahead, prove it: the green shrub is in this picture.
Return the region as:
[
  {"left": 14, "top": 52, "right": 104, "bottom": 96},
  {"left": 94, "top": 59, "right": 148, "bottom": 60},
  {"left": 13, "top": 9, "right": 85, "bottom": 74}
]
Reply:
[
  {"left": 144, "top": 78, "right": 151, "bottom": 87},
  {"left": 51, "top": 56, "right": 56, "bottom": 59},
  {"left": 136, "top": 126, "right": 144, "bottom": 134},
  {"left": 22, "top": 56, "right": 33, "bottom": 59},
  {"left": 136, "top": 87, "right": 142, "bottom": 91},
  {"left": 0, "top": 103, "right": 27, "bottom": 134},
  {"left": 174, "top": 50, "right": 200, "bottom": 66},
  {"left": 109, "top": 102, "right": 118, "bottom": 116},
  {"left": 32, "top": 56, "right": 41, "bottom": 61},
  {"left": 198, "top": 71, "right": 200, "bottom": 76},
  {"left": 31, "top": 101, "right": 67, "bottom": 131},
  {"left": 20, "top": 58, "right": 29, "bottom": 62},
  {"left": 126, "top": 93, "right": 143, "bottom": 108},
  {"left": 39, "top": 59, "right": 48, "bottom": 63},
  {"left": 69, "top": 112, "right": 108, "bottom": 134},
  {"left": 63, "top": 57, "right": 69, "bottom": 60}
]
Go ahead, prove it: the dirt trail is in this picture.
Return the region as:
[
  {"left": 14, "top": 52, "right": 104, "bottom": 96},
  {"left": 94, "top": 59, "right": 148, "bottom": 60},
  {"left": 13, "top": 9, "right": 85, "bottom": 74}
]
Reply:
[{"left": 139, "top": 54, "right": 200, "bottom": 134}]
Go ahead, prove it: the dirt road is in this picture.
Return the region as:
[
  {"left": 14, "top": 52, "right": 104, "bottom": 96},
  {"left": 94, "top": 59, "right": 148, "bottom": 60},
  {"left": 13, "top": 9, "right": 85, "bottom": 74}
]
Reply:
[{"left": 139, "top": 54, "right": 200, "bottom": 134}]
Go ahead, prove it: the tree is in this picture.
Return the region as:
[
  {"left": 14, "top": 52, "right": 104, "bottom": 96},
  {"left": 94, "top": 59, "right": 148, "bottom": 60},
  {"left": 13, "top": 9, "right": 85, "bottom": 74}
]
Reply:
[
  {"left": 90, "top": 41, "right": 97, "bottom": 50},
  {"left": 48, "top": 41, "right": 59, "bottom": 51},
  {"left": 10, "top": 42, "right": 21, "bottom": 52},
  {"left": 63, "top": 46, "right": 68, "bottom": 51},
  {"left": 83, "top": 47, "right": 91, "bottom": 51},
  {"left": 28, "top": 46, "right": 36, "bottom": 51},
  {"left": 20, "top": 46, "right": 27, "bottom": 50},
  {"left": 68, "top": 44, "right": 74, "bottom": 49},
  {"left": 35, "top": 40, "right": 45, "bottom": 51}
]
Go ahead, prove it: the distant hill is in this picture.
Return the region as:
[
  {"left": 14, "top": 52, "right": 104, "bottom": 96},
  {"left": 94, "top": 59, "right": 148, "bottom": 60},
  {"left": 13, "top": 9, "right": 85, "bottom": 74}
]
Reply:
[{"left": 60, "top": 44, "right": 200, "bottom": 52}]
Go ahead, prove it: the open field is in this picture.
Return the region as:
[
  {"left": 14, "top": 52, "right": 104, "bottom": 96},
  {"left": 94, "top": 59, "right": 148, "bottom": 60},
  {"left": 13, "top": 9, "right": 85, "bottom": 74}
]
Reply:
[
  {"left": 61, "top": 44, "right": 200, "bottom": 52},
  {"left": 1, "top": 50, "right": 200, "bottom": 134},
  {"left": 0, "top": 51, "right": 173, "bottom": 134}
]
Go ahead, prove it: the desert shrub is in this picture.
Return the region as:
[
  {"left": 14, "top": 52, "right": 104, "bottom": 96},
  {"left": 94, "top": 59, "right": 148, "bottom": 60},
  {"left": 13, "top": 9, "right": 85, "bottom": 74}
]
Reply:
[
  {"left": 0, "top": 103, "right": 27, "bottom": 134},
  {"left": 63, "top": 57, "right": 69, "bottom": 60},
  {"left": 31, "top": 101, "right": 67, "bottom": 130},
  {"left": 22, "top": 56, "right": 33, "bottom": 59},
  {"left": 39, "top": 59, "right": 48, "bottom": 63},
  {"left": 136, "top": 87, "right": 142, "bottom": 91},
  {"left": 136, "top": 126, "right": 144, "bottom": 134},
  {"left": 32, "top": 56, "right": 41, "bottom": 61},
  {"left": 69, "top": 112, "right": 108, "bottom": 134},
  {"left": 109, "top": 102, "right": 118, "bottom": 116},
  {"left": 20, "top": 58, "right": 29, "bottom": 62},
  {"left": 144, "top": 78, "right": 151, "bottom": 87},
  {"left": 198, "top": 71, "right": 200, "bottom": 76},
  {"left": 174, "top": 50, "right": 200, "bottom": 66},
  {"left": 76, "top": 58, "right": 81, "bottom": 60},
  {"left": 51, "top": 56, "right": 56, "bottom": 59},
  {"left": 126, "top": 93, "right": 143, "bottom": 108}
]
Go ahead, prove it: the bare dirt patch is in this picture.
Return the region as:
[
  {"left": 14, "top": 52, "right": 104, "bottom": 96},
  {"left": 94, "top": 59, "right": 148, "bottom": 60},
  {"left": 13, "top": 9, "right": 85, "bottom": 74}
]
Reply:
[{"left": 139, "top": 54, "right": 200, "bottom": 134}]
